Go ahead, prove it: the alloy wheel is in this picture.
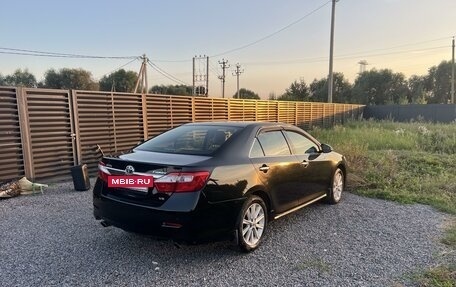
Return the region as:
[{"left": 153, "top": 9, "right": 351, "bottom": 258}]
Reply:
[
  {"left": 333, "top": 170, "right": 344, "bottom": 202},
  {"left": 242, "top": 202, "right": 265, "bottom": 247}
]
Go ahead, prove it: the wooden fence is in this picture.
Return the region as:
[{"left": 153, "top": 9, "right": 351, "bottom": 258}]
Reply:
[{"left": 0, "top": 86, "right": 364, "bottom": 181}]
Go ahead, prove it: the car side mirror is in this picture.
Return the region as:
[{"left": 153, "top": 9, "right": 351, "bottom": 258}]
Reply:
[{"left": 321, "top": 143, "right": 333, "bottom": 153}]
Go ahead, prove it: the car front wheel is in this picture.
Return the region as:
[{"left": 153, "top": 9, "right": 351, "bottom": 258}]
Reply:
[
  {"left": 237, "top": 195, "right": 267, "bottom": 252},
  {"left": 327, "top": 168, "right": 344, "bottom": 204}
]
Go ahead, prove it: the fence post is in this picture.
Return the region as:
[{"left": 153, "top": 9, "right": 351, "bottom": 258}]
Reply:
[
  {"left": 141, "top": 94, "right": 148, "bottom": 140},
  {"left": 110, "top": 91, "right": 118, "bottom": 153},
  {"left": 323, "top": 104, "right": 326, "bottom": 128},
  {"left": 227, "top": 99, "right": 231, "bottom": 121},
  {"left": 191, "top": 97, "right": 196, "bottom": 122},
  {"left": 16, "top": 87, "right": 34, "bottom": 179},
  {"left": 70, "top": 90, "right": 82, "bottom": 165},
  {"left": 295, "top": 103, "right": 300, "bottom": 126},
  {"left": 309, "top": 103, "right": 313, "bottom": 128},
  {"left": 276, "top": 101, "right": 280, "bottom": 123},
  {"left": 169, "top": 96, "right": 174, "bottom": 127},
  {"left": 342, "top": 104, "right": 346, "bottom": 123}
]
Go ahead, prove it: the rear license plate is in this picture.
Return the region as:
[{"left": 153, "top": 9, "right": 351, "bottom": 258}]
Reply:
[{"left": 107, "top": 175, "right": 154, "bottom": 193}]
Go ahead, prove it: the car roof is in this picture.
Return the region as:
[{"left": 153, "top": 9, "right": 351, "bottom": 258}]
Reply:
[{"left": 183, "top": 121, "right": 295, "bottom": 129}]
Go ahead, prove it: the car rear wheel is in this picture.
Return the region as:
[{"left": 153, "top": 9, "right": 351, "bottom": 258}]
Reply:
[
  {"left": 237, "top": 195, "right": 267, "bottom": 252},
  {"left": 327, "top": 168, "right": 344, "bottom": 204}
]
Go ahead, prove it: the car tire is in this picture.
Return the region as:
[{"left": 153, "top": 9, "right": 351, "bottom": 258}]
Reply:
[
  {"left": 327, "top": 168, "right": 344, "bottom": 204},
  {"left": 236, "top": 195, "right": 268, "bottom": 252}
]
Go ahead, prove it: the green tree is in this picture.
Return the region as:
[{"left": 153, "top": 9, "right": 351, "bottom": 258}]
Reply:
[
  {"left": 234, "top": 88, "right": 260, "bottom": 99},
  {"left": 3, "top": 69, "right": 37, "bottom": 87},
  {"left": 42, "top": 68, "right": 98, "bottom": 90},
  {"left": 425, "top": 60, "right": 454, "bottom": 104},
  {"left": 352, "top": 69, "right": 409, "bottom": 105},
  {"left": 408, "top": 75, "right": 428, "bottom": 104},
  {"left": 309, "top": 72, "right": 352, "bottom": 103},
  {"left": 149, "top": 85, "right": 193, "bottom": 96},
  {"left": 99, "top": 69, "right": 138, "bottom": 92},
  {"left": 278, "top": 79, "right": 310, "bottom": 101}
]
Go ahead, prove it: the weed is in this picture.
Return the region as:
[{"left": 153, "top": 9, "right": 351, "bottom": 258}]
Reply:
[
  {"left": 442, "top": 221, "right": 456, "bottom": 248},
  {"left": 413, "top": 265, "right": 456, "bottom": 287},
  {"left": 295, "top": 258, "right": 331, "bottom": 273}
]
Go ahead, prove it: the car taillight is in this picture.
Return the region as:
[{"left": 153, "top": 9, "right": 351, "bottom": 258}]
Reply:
[
  {"left": 98, "top": 161, "right": 110, "bottom": 183},
  {"left": 154, "top": 171, "right": 210, "bottom": 193}
]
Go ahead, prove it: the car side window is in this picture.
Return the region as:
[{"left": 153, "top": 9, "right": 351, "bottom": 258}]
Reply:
[
  {"left": 285, "top": 131, "right": 319, "bottom": 154},
  {"left": 249, "top": 138, "right": 265, "bottom": 158},
  {"left": 257, "top": 131, "right": 291, "bottom": 156}
]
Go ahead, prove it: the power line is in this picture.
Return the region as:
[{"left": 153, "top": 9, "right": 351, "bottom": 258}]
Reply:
[
  {"left": 336, "top": 45, "right": 449, "bottom": 60},
  {"left": 147, "top": 59, "right": 189, "bottom": 85},
  {"left": 98, "top": 57, "right": 140, "bottom": 80},
  {"left": 1, "top": 34, "right": 451, "bottom": 67},
  {"left": 210, "top": 0, "right": 331, "bottom": 57},
  {"left": 337, "top": 36, "right": 450, "bottom": 56},
  {"left": 243, "top": 45, "right": 450, "bottom": 66},
  {"left": 0, "top": 51, "right": 119, "bottom": 58},
  {"left": 149, "top": 58, "right": 191, "bottom": 63},
  {"left": 0, "top": 1, "right": 331, "bottom": 62},
  {"left": 0, "top": 47, "right": 137, "bottom": 59},
  {"left": 141, "top": 36, "right": 453, "bottom": 64},
  {"left": 209, "top": 60, "right": 222, "bottom": 77}
]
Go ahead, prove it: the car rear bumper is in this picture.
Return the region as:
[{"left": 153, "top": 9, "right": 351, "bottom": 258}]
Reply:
[{"left": 93, "top": 180, "right": 244, "bottom": 241}]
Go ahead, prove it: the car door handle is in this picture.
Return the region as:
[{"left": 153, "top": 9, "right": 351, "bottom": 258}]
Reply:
[
  {"left": 259, "top": 164, "right": 270, "bottom": 173},
  {"left": 301, "top": 160, "right": 309, "bottom": 168}
]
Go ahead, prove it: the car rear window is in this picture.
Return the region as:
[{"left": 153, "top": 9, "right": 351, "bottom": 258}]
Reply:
[{"left": 136, "top": 125, "right": 242, "bottom": 155}]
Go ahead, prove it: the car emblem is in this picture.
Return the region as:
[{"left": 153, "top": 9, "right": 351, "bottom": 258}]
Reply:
[
  {"left": 125, "top": 165, "right": 135, "bottom": 175},
  {"left": 151, "top": 169, "right": 167, "bottom": 175}
]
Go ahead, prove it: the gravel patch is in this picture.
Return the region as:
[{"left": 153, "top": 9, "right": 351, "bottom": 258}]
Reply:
[{"left": 0, "top": 180, "right": 449, "bottom": 287}]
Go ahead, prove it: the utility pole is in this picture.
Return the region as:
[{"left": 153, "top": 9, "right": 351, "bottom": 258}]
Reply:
[
  {"left": 232, "top": 63, "right": 244, "bottom": 98},
  {"left": 206, "top": 56, "right": 209, "bottom": 96},
  {"left": 192, "top": 55, "right": 209, "bottom": 96},
  {"left": 192, "top": 57, "right": 195, "bottom": 95},
  {"left": 358, "top": 60, "right": 369, "bottom": 74},
  {"left": 218, "top": 59, "right": 229, "bottom": 98},
  {"left": 327, "top": 0, "right": 337, "bottom": 103},
  {"left": 134, "top": 54, "right": 148, "bottom": 93},
  {"left": 451, "top": 37, "right": 455, "bottom": 104}
]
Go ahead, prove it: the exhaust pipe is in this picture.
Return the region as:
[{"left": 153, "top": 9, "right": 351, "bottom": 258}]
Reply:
[{"left": 100, "top": 220, "right": 111, "bottom": 227}]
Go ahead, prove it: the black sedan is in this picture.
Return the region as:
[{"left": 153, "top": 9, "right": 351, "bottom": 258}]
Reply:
[{"left": 93, "top": 122, "right": 346, "bottom": 251}]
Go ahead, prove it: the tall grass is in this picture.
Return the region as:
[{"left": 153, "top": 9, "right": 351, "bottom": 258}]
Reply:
[
  {"left": 311, "top": 119, "right": 456, "bottom": 286},
  {"left": 311, "top": 120, "right": 456, "bottom": 214}
]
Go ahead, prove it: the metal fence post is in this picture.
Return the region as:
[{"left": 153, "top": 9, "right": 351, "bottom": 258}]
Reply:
[{"left": 16, "top": 87, "right": 34, "bottom": 179}]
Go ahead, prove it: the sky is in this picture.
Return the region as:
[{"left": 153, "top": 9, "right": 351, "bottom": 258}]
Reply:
[{"left": 1, "top": 0, "right": 455, "bottom": 99}]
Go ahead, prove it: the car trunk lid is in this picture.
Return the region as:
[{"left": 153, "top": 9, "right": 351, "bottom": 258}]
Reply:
[{"left": 98, "top": 150, "right": 212, "bottom": 207}]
